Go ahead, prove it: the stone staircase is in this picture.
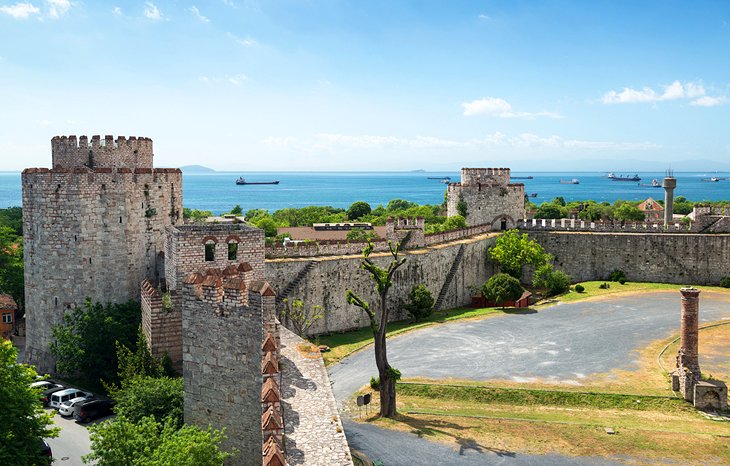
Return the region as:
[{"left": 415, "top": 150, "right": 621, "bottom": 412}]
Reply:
[
  {"left": 434, "top": 244, "right": 465, "bottom": 310},
  {"left": 276, "top": 260, "right": 318, "bottom": 306}
]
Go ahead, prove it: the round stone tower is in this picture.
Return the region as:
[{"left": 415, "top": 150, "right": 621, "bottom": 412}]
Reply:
[
  {"left": 22, "top": 135, "right": 183, "bottom": 373},
  {"left": 662, "top": 170, "right": 677, "bottom": 225}
]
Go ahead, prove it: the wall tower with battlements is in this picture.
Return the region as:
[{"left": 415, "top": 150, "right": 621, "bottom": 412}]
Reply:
[
  {"left": 446, "top": 168, "right": 525, "bottom": 229},
  {"left": 22, "top": 135, "right": 182, "bottom": 373}
]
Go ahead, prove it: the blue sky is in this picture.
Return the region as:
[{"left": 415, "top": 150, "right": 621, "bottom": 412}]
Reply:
[{"left": 0, "top": 0, "right": 729, "bottom": 171}]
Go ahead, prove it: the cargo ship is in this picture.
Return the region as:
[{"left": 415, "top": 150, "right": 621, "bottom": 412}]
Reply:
[
  {"left": 236, "top": 177, "right": 280, "bottom": 185},
  {"left": 607, "top": 172, "right": 641, "bottom": 182}
]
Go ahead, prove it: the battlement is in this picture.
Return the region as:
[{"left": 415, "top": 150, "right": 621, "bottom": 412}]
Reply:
[
  {"left": 51, "top": 135, "right": 153, "bottom": 169},
  {"left": 387, "top": 216, "right": 425, "bottom": 229},
  {"left": 460, "top": 167, "right": 510, "bottom": 186}
]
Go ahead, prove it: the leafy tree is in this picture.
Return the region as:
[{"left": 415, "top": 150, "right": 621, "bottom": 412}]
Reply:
[
  {"left": 425, "top": 215, "right": 466, "bottom": 234},
  {"left": 0, "top": 340, "right": 59, "bottom": 466},
  {"left": 50, "top": 299, "right": 141, "bottom": 388},
  {"left": 254, "top": 217, "right": 278, "bottom": 237},
  {"left": 346, "top": 240, "right": 407, "bottom": 417},
  {"left": 346, "top": 228, "right": 378, "bottom": 242},
  {"left": 386, "top": 199, "right": 417, "bottom": 212},
  {"left": 84, "top": 416, "right": 231, "bottom": 466},
  {"left": 483, "top": 273, "right": 524, "bottom": 308},
  {"left": 272, "top": 206, "right": 346, "bottom": 227},
  {"left": 347, "top": 201, "right": 372, "bottom": 220},
  {"left": 552, "top": 196, "right": 566, "bottom": 207},
  {"left": 534, "top": 203, "right": 565, "bottom": 219},
  {"left": 403, "top": 284, "right": 434, "bottom": 322},
  {"left": 0, "top": 226, "right": 24, "bottom": 314},
  {"left": 109, "top": 376, "right": 184, "bottom": 425},
  {"left": 183, "top": 208, "right": 213, "bottom": 222},
  {"left": 532, "top": 264, "right": 572, "bottom": 296},
  {"left": 615, "top": 204, "right": 645, "bottom": 222},
  {"left": 229, "top": 205, "right": 243, "bottom": 215},
  {"left": 0, "top": 206, "right": 23, "bottom": 236},
  {"left": 243, "top": 209, "right": 270, "bottom": 222},
  {"left": 280, "top": 298, "right": 324, "bottom": 337},
  {"left": 114, "top": 328, "right": 166, "bottom": 383},
  {"left": 456, "top": 195, "right": 468, "bottom": 218},
  {"left": 489, "top": 230, "right": 550, "bottom": 279}
]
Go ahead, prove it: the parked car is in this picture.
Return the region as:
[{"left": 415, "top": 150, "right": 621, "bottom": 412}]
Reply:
[
  {"left": 40, "top": 386, "right": 66, "bottom": 407},
  {"left": 30, "top": 380, "right": 60, "bottom": 390},
  {"left": 50, "top": 388, "right": 92, "bottom": 409},
  {"left": 38, "top": 438, "right": 52, "bottom": 465},
  {"left": 74, "top": 399, "right": 114, "bottom": 423},
  {"left": 58, "top": 395, "right": 94, "bottom": 417}
]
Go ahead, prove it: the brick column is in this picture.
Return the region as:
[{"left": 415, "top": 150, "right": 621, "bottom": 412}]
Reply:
[{"left": 675, "top": 287, "right": 701, "bottom": 401}]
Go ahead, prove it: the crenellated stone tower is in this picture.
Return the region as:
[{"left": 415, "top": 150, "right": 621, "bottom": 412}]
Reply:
[
  {"left": 446, "top": 168, "right": 526, "bottom": 229},
  {"left": 22, "top": 135, "right": 182, "bottom": 373}
]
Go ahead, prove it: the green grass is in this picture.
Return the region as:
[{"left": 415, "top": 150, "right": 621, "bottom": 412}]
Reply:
[
  {"left": 316, "top": 306, "right": 519, "bottom": 366},
  {"left": 396, "top": 382, "right": 688, "bottom": 412},
  {"left": 555, "top": 281, "right": 729, "bottom": 303}
]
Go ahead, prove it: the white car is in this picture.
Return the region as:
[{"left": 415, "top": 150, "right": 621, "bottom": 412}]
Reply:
[
  {"left": 49, "top": 389, "right": 91, "bottom": 409},
  {"left": 58, "top": 396, "right": 92, "bottom": 417}
]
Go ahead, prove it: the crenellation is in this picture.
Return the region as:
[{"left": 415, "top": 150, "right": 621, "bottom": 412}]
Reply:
[
  {"left": 447, "top": 167, "right": 525, "bottom": 229},
  {"left": 51, "top": 134, "right": 154, "bottom": 169}
]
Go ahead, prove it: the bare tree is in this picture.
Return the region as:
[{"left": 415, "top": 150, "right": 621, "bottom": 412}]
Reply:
[
  {"left": 280, "top": 298, "right": 324, "bottom": 337},
  {"left": 346, "top": 240, "right": 406, "bottom": 418}
]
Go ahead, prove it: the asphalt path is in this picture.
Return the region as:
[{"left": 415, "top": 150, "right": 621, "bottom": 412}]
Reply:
[
  {"left": 45, "top": 411, "right": 101, "bottom": 466},
  {"left": 330, "top": 291, "right": 730, "bottom": 465}
]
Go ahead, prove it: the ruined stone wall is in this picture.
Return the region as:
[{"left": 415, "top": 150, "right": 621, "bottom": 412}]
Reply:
[
  {"left": 51, "top": 135, "right": 153, "bottom": 169},
  {"left": 527, "top": 232, "right": 730, "bottom": 285},
  {"left": 182, "top": 278, "right": 265, "bottom": 466},
  {"left": 266, "top": 234, "right": 497, "bottom": 335},
  {"left": 22, "top": 166, "right": 182, "bottom": 372},
  {"left": 446, "top": 168, "right": 525, "bottom": 229},
  {"left": 165, "top": 224, "right": 264, "bottom": 292}
]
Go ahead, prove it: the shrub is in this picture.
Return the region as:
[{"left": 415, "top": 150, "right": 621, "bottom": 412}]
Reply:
[
  {"left": 599, "top": 282, "right": 611, "bottom": 289},
  {"left": 608, "top": 269, "right": 626, "bottom": 282},
  {"left": 532, "top": 264, "right": 571, "bottom": 297},
  {"left": 370, "top": 376, "right": 380, "bottom": 391},
  {"left": 720, "top": 277, "right": 730, "bottom": 288},
  {"left": 574, "top": 284, "right": 585, "bottom": 293},
  {"left": 347, "top": 201, "right": 372, "bottom": 220},
  {"left": 619, "top": 278, "right": 627, "bottom": 285},
  {"left": 404, "top": 284, "right": 434, "bottom": 322},
  {"left": 483, "top": 273, "right": 524, "bottom": 308}
]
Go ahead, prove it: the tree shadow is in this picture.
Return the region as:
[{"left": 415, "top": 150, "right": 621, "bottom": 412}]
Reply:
[
  {"left": 502, "top": 307, "right": 537, "bottom": 315},
  {"left": 394, "top": 413, "right": 516, "bottom": 458}
]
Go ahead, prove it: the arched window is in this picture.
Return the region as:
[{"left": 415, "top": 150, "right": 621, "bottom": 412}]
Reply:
[
  {"left": 228, "top": 241, "right": 238, "bottom": 260},
  {"left": 205, "top": 241, "right": 215, "bottom": 262}
]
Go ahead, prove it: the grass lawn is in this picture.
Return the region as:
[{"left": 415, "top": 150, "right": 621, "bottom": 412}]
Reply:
[{"left": 554, "top": 281, "right": 730, "bottom": 304}]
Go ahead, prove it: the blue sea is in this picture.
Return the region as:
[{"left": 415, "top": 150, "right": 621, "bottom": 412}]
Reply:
[{"left": 2, "top": 171, "right": 730, "bottom": 213}]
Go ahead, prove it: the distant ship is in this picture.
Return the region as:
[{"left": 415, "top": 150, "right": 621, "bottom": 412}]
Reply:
[
  {"left": 639, "top": 179, "right": 661, "bottom": 187},
  {"left": 427, "top": 176, "right": 451, "bottom": 180},
  {"left": 511, "top": 176, "right": 534, "bottom": 180},
  {"left": 608, "top": 172, "right": 641, "bottom": 182},
  {"left": 236, "top": 177, "right": 280, "bottom": 185},
  {"left": 701, "top": 177, "right": 720, "bottom": 182},
  {"left": 559, "top": 178, "right": 580, "bottom": 184}
]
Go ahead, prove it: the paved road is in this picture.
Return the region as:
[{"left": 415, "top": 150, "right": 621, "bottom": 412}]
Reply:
[
  {"left": 330, "top": 291, "right": 730, "bottom": 465},
  {"left": 45, "top": 411, "right": 97, "bottom": 466}
]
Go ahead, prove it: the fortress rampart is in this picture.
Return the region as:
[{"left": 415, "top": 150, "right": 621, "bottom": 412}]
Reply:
[
  {"left": 446, "top": 168, "right": 525, "bottom": 229},
  {"left": 51, "top": 135, "right": 153, "bottom": 169},
  {"left": 22, "top": 136, "right": 181, "bottom": 373}
]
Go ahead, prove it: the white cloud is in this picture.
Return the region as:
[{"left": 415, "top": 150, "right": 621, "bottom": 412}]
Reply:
[
  {"left": 478, "top": 14, "right": 490, "bottom": 20},
  {"left": 143, "top": 1, "right": 162, "bottom": 20},
  {"left": 0, "top": 2, "right": 40, "bottom": 19},
  {"left": 602, "top": 80, "right": 711, "bottom": 104},
  {"left": 112, "top": 6, "right": 121, "bottom": 16},
  {"left": 190, "top": 5, "right": 208, "bottom": 23},
  {"left": 227, "top": 74, "right": 247, "bottom": 85},
  {"left": 690, "top": 96, "right": 727, "bottom": 107},
  {"left": 260, "top": 132, "right": 659, "bottom": 153},
  {"left": 227, "top": 32, "right": 257, "bottom": 46},
  {"left": 461, "top": 97, "right": 562, "bottom": 119},
  {"left": 46, "top": 0, "right": 70, "bottom": 18}
]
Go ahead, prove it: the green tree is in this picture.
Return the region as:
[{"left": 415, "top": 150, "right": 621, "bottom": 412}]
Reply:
[
  {"left": 183, "top": 208, "right": 213, "bottom": 222},
  {"left": 615, "top": 204, "right": 645, "bottom": 222},
  {"left": 489, "top": 230, "right": 550, "bottom": 279},
  {"left": 346, "top": 240, "right": 407, "bottom": 418},
  {"left": 386, "top": 199, "right": 417, "bottom": 212},
  {"left": 347, "top": 201, "right": 372, "bottom": 220},
  {"left": 552, "top": 196, "right": 566, "bottom": 207},
  {"left": 532, "top": 264, "right": 572, "bottom": 296},
  {"left": 0, "top": 206, "right": 23, "bottom": 236},
  {"left": 254, "top": 217, "right": 278, "bottom": 237},
  {"left": 456, "top": 195, "right": 468, "bottom": 218},
  {"left": 50, "top": 299, "right": 141, "bottom": 388},
  {"left": 114, "top": 328, "right": 166, "bottom": 384},
  {"left": 280, "top": 298, "right": 324, "bottom": 337},
  {"left": 229, "top": 205, "right": 243, "bottom": 215},
  {"left": 534, "top": 203, "right": 565, "bottom": 219},
  {"left": 403, "top": 284, "right": 434, "bottom": 322},
  {"left": 0, "top": 226, "right": 24, "bottom": 314},
  {"left": 109, "top": 376, "right": 184, "bottom": 425},
  {"left": 0, "top": 340, "right": 59, "bottom": 466},
  {"left": 346, "top": 228, "right": 378, "bottom": 242},
  {"left": 483, "top": 273, "right": 524, "bottom": 308},
  {"left": 425, "top": 215, "right": 466, "bottom": 234},
  {"left": 84, "top": 416, "right": 231, "bottom": 466}
]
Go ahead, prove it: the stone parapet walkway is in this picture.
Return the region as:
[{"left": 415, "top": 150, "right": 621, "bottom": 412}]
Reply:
[{"left": 280, "top": 327, "right": 353, "bottom": 466}]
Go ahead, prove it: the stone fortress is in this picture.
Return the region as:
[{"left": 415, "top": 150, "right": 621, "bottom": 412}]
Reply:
[{"left": 22, "top": 136, "right": 730, "bottom": 464}]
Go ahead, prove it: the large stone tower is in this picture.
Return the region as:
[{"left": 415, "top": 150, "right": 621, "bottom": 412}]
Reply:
[
  {"left": 662, "top": 170, "right": 677, "bottom": 226},
  {"left": 22, "top": 135, "right": 182, "bottom": 373},
  {"left": 446, "top": 168, "right": 525, "bottom": 229}
]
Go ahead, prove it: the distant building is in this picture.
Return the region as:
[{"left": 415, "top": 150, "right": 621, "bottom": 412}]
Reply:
[
  {"left": 638, "top": 197, "right": 664, "bottom": 221},
  {"left": 0, "top": 294, "right": 17, "bottom": 340}
]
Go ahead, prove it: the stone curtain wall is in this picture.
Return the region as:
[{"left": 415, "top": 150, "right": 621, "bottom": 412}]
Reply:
[
  {"left": 182, "top": 277, "right": 264, "bottom": 466},
  {"left": 266, "top": 233, "right": 497, "bottom": 335},
  {"left": 519, "top": 218, "right": 693, "bottom": 233},
  {"left": 51, "top": 135, "right": 153, "bottom": 169},
  {"left": 165, "top": 223, "right": 265, "bottom": 292},
  {"left": 22, "top": 167, "right": 182, "bottom": 372},
  {"left": 141, "top": 280, "right": 183, "bottom": 372},
  {"left": 528, "top": 232, "right": 730, "bottom": 285},
  {"left": 446, "top": 168, "right": 526, "bottom": 229}
]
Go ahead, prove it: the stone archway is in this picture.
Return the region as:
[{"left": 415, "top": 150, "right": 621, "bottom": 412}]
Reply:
[{"left": 490, "top": 215, "right": 515, "bottom": 231}]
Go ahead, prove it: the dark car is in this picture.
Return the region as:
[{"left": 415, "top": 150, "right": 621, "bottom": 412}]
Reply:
[
  {"left": 38, "top": 438, "right": 52, "bottom": 465},
  {"left": 73, "top": 399, "right": 114, "bottom": 423},
  {"left": 39, "top": 385, "right": 66, "bottom": 407}
]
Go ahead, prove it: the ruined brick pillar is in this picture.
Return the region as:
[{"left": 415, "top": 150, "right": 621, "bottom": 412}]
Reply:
[{"left": 675, "top": 287, "right": 701, "bottom": 401}]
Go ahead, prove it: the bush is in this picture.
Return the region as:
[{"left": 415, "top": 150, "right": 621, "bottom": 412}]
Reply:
[
  {"left": 404, "top": 284, "right": 434, "bottom": 322},
  {"left": 608, "top": 269, "right": 626, "bottom": 282},
  {"left": 574, "top": 284, "right": 585, "bottom": 293},
  {"left": 532, "top": 264, "right": 571, "bottom": 297},
  {"left": 599, "top": 282, "right": 611, "bottom": 289},
  {"left": 619, "top": 278, "right": 627, "bottom": 285},
  {"left": 720, "top": 277, "right": 730, "bottom": 288},
  {"left": 347, "top": 201, "right": 371, "bottom": 220},
  {"left": 483, "top": 273, "right": 524, "bottom": 308},
  {"left": 370, "top": 376, "right": 380, "bottom": 391}
]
